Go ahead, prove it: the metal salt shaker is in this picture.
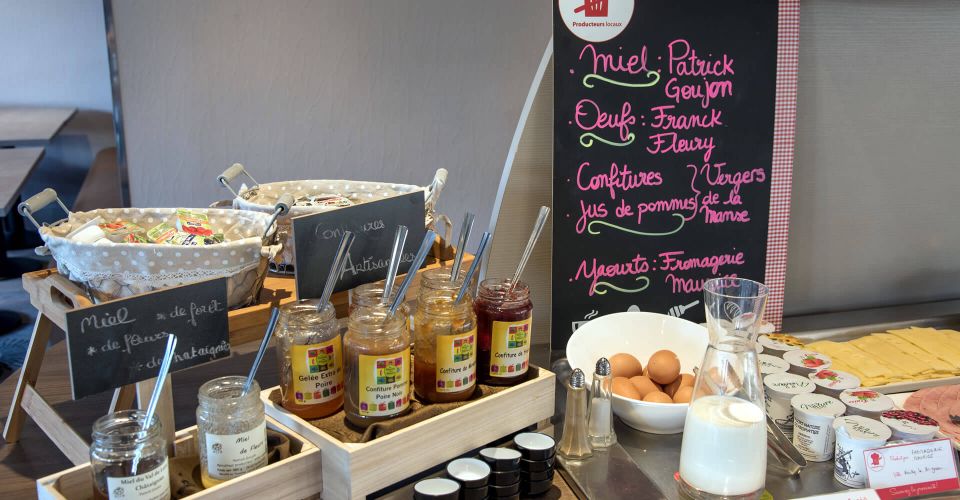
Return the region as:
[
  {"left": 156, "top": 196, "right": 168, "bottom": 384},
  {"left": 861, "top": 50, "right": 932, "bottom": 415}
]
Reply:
[
  {"left": 558, "top": 368, "right": 593, "bottom": 460},
  {"left": 588, "top": 357, "right": 617, "bottom": 448}
]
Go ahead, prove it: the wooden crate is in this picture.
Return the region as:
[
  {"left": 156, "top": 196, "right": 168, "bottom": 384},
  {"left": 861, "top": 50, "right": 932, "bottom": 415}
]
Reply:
[
  {"left": 262, "top": 367, "right": 556, "bottom": 500},
  {"left": 22, "top": 254, "right": 473, "bottom": 348},
  {"left": 36, "top": 416, "right": 322, "bottom": 499}
]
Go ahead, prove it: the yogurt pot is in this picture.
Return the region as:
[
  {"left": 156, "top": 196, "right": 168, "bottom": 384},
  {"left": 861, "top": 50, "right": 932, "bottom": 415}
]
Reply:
[
  {"left": 782, "top": 350, "right": 832, "bottom": 376},
  {"left": 839, "top": 389, "right": 895, "bottom": 420},
  {"left": 791, "top": 393, "right": 846, "bottom": 462},
  {"left": 758, "top": 354, "right": 790, "bottom": 375},
  {"left": 757, "top": 334, "right": 802, "bottom": 357},
  {"left": 880, "top": 410, "right": 940, "bottom": 442},
  {"left": 764, "top": 372, "right": 815, "bottom": 437},
  {"left": 808, "top": 369, "right": 860, "bottom": 398},
  {"left": 832, "top": 415, "right": 892, "bottom": 488}
]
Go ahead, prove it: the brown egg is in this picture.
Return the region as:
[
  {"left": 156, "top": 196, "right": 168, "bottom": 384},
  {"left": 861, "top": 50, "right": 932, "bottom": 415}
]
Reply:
[
  {"left": 664, "top": 372, "right": 696, "bottom": 396},
  {"left": 673, "top": 386, "right": 694, "bottom": 403},
  {"left": 611, "top": 376, "right": 641, "bottom": 400},
  {"left": 609, "top": 353, "right": 644, "bottom": 378},
  {"left": 627, "top": 376, "right": 660, "bottom": 398},
  {"left": 647, "top": 350, "right": 681, "bottom": 385},
  {"left": 642, "top": 391, "right": 673, "bottom": 403}
]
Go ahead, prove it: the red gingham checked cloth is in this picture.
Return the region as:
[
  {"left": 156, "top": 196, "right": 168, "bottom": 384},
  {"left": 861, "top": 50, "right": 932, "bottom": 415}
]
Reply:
[{"left": 763, "top": 0, "right": 800, "bottom": 330}]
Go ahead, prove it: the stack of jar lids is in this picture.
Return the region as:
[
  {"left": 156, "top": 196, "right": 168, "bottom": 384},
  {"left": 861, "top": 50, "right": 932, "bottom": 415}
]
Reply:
[
  {"left": 514, "top": 433, "right": 557, "bottom": 497},
  {"left": 415, "top": 432, "right": 557, "bottom": 500}
]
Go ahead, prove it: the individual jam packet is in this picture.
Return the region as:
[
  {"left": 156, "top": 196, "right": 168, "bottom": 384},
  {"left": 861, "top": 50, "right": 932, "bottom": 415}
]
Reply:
[
  {"left": 146, "top": 222, "right": 178, "bottom": 244},
  {"left": 175, "top": 208, "right": 214, "bottom": 237},
  {"left": 124, "top": 232, "right": 149, "bottom": 243},
  {"left": 169, "top": 232, "right": 207, "bottom": 246},
  {"left": 99, "top": 220, "right": 146, "bottom": 243}
]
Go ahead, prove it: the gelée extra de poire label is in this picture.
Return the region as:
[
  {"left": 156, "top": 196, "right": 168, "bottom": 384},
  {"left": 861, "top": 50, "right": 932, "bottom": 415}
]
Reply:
[
  {"left": 436, "top": 329, "right": 477, "bottom": 393},
  {"left": 358, "top": 349, "right": 411, "bottom": 416},
  {"left": 490, "top": 318, "right": 532, "bottom": 378},
  {"left": 106, "top": 458, "right": 170, "bottom": 500},
  {"left": 291, "top": 337, "right": 343, "bottom": 405},
  {"left": 204, "top": 421, "right": 268, "bottom": 480}
]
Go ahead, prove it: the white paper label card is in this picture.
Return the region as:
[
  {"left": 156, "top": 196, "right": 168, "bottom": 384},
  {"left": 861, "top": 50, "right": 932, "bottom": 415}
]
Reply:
[{"left": 864, "top": 438, "right": 960, "bottom": 500}]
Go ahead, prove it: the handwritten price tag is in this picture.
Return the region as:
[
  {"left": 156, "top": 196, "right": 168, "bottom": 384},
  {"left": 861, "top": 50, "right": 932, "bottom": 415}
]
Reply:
[{"left": 864, "top": 438, "right": 960, "bottom": 500}]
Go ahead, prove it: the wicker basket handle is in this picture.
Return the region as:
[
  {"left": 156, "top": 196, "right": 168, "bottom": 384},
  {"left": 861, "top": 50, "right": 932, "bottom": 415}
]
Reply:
[
  {"left": 262, "top": 193, "right": 295, "bottom": 241},
  {"left": 218, "top": 163, "right": 260, "bottom": 198},
  {"left": 18, "top": 188, "right": 70, "bottom": 231}
]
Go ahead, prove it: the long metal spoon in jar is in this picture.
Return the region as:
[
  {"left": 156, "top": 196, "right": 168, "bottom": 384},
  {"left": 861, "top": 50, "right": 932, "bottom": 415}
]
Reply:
[{"left": 509, "top": 206, "right": 550, "bottom": 291}]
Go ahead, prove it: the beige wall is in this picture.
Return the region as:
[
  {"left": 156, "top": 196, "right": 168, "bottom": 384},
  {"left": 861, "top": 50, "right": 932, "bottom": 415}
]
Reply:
[{"left": 111, "top": 0, "right": 552, "bottom": 238}]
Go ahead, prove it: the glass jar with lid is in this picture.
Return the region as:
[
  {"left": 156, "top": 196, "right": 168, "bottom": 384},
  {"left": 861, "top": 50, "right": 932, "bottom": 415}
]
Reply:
[
  {"left": 196, "top": 376, "right": 268, "bottom": 488},
  {"left": 275, "top": 299, "right": 343, "bottom": 419},
  {"left": 343, "top": 303, "right": 411, "bottom": 428},
  {"left": 414, "top": 283, "right": 477, "bottom": 403},
  {"left": 90, "top": 410, "right": 170, "bottom": 500},
  {"left": 475, "top": 278, "right": 533, "bottom": 386}
]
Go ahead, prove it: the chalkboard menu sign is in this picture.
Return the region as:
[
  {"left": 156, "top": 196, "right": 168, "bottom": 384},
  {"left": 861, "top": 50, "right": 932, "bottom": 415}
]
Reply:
[
  {"left": 552, "top": 0, "right": 798, "bottom": 347},
  {"left": 293, "top": 192, "right": 426, "bottom": 299},
  {"left": 65, "top": 278, "right": 231, "bottom": 399}
]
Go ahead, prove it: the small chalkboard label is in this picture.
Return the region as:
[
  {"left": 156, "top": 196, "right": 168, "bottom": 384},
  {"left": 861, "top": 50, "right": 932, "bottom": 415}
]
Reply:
[
  {"left": 293, "top": 191, "right": 426, "bottom": 299},
  {"left": 65, "top": 277, "right": 231, "bottom": 399}
]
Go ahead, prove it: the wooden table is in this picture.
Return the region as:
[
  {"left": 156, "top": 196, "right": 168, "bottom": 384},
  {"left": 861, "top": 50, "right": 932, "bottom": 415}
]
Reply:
[
  {"left": 0, "top": 148, "right": 46, "bottom": 332},
  {"left": 0, "top": 147, "right": 44, "bottom": 218},
  {"left": 0, "top": 108, "right": 76, "bottom": 147}
]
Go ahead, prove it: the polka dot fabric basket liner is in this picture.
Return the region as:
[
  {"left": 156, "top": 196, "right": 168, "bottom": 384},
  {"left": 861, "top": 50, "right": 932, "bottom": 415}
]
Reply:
[
  {"left": 35, "top": 207, "right": 281, "bottom": 308},
  {"left": 219, "top": 164, "right": 447, "bottom": 273}
]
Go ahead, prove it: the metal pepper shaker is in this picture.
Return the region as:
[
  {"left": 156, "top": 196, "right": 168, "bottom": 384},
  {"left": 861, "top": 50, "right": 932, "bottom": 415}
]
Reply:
[
  {"left": 558, "top": 368, "right": 593, "bottom": 460},
  {"left": 588, "top": 357, "right": 617, "bottom": 448}
]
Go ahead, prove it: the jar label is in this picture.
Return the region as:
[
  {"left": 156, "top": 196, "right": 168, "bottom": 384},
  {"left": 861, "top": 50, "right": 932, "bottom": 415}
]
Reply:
[
  {"left": 204, "top": 420, "right": 268, "bottom": 481},
  {"left": 358, "top": 349, "right": 411, "bottom": 416},
  {"left": 436, "top": 329, "right": 477, "bottom": 393},
  {"left": 290, "top": 337, "right": 343, "bottom": 405},
  {"left": 105, "top": 457, "right": 170, "bottom": 500},
  {"left": 489, "top": 318, "right": 532, "bottom": 378}
]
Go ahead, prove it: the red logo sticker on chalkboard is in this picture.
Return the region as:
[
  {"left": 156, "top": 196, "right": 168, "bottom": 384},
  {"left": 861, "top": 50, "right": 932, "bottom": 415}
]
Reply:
[{"left": 559, "top": 0, "right": 634, "bottom": 42}]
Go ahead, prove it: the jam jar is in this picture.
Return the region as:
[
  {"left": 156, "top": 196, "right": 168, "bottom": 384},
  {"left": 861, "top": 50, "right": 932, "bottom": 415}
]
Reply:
[
  {"left": 414, "top": 286, "right": 477, "bottom": 403},
  {"left": 90, "top": 410, "right": 170, "bottom": 500},
  {"left": 196, "top": 376, "right": 268, "bottom": 487},
  {"left": 475, "top": 278, "right": 533, "bottom": 385},
  {"left": 343, "top": 303, "right": 412, "bottom": 428},
  {"left": 275, "top": 299, "right": 343, "bottom": 419}
]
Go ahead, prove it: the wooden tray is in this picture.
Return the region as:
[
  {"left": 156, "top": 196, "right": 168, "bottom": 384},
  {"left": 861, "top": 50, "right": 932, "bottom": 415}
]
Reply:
[
  {"left": 262, "top": 368, "right": 556, "bottom": 500},
  {"left": 22, "top": 252, "right": 472, "bottom": 347},
  {"left": 36, "top": 415, "right": 322, "bottom": 499}
]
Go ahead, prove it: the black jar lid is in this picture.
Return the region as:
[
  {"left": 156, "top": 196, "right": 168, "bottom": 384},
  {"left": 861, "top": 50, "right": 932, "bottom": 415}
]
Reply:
[
  {"left": 522, "top": 467, "right": 555, "bottom": 482},
  {"left": 513, "top": 432, "right": 556, "bottom": 461},
  {"left": 479, "top": 447, "right": 522, "bottom": 471},
  {"left": 519, "top": 455, "right": 555, "bottom": 472},
  {"left": 489, "top": 468, "right": 520, "bottom": 486},
  {"left": 521, "top": 477, "right": 554, "bottom": 496},
  {"left": 488, "top": 480, "right": 521, "bottom": 497},
  {"left": 413, "top": 478, "right": 460, "bottom": 500},
  {"left": 446, "top": 458, "right": 490, "bottom": 489}
]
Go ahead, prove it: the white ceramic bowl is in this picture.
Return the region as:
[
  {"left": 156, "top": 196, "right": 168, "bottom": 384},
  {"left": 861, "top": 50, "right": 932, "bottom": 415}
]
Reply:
[{"left": 566, "top": 311, "right": 709, "bottom": 434}]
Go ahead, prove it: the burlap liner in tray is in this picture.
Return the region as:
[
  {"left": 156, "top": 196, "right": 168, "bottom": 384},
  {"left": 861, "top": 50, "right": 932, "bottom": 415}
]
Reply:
[{"left": 268, "top": 367, "right": 540, "bottom": 443}]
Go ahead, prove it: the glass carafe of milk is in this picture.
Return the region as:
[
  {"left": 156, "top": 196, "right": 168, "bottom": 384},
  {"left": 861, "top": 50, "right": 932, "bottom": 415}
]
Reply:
[{"left": 678, "top": 278, "right": 769, "bottom": 500}]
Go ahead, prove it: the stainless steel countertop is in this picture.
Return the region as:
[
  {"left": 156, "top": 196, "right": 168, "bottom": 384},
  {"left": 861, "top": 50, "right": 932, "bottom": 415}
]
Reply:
[{"left": 553, "top": 300, "right": 960, "bottom": 499}]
